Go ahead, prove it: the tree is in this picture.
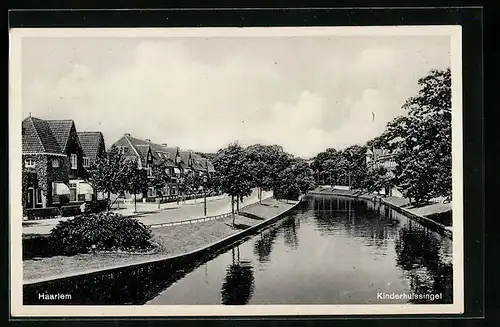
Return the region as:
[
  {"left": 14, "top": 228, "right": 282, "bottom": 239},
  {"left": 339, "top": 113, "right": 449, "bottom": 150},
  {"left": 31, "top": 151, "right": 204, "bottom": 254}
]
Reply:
[
  {"left": 362, "top": 166, "right": 395, "bottom": 195},
  {"left": 381, "top": 68, "right": 452, "bottom": 204},
  {"left": 148, "top": 162, "right": 170, "bottom": 198},
  {"left": 245, "top": 144, "right": 282, "bottom": 204},
  {"left": 212, "top": 142, "right": 254, "bottom": 226},
  {"left": 183, "top": 172, "right": 203, "bottom": 202},
  {"left": 122, "top": 160, "right": 149, "bottom": 213},
  {"left": 341, "top": 145, "right": 368, "bottom": 189},
  {"left": 273, "top": 158, "right": 316, "bottom": 202},
  {"left": 88, "top": 146, "right": 129, "bottom": 211}
]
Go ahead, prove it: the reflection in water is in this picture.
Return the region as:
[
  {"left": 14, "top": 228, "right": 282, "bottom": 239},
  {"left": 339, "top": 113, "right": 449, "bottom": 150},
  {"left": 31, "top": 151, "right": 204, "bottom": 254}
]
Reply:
[
  {"left": 221, "top": 247, "right": 255, "bottom": 305},
  {"left": 253, "top": 228, "right": 279, "bottom": 264},
  {"left": 24, "top": 195, "right": 453, "bottom": 305},
  {"left": 395, "top": 222, "right": 453, "bottom": 304},
  {"left": 282, "top": 216, "right": 300, "bottom": 250}
]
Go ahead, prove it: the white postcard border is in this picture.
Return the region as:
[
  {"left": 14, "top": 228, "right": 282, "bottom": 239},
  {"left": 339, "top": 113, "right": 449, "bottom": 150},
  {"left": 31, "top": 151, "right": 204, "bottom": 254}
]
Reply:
[{"left": 9, "top": 25, "right": 464, "bottom": 317}]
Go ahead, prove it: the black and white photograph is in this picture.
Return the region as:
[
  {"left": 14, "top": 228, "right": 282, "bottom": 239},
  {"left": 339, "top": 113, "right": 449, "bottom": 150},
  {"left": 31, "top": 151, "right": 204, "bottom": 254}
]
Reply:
[{"left": 9, "top": 26, "right": 463, "bottom": 316}]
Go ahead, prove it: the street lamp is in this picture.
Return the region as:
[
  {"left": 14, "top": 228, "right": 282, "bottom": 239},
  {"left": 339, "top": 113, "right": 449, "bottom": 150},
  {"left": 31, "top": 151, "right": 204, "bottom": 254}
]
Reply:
[{"left": 203, "top": 174, "right": 208, "bottom": 216}]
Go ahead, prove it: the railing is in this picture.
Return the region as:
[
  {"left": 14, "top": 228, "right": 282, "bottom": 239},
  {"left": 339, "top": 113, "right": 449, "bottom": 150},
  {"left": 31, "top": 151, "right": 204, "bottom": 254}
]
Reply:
[
  {"left": 149, "top": 198, "right": 266, "bottom": 228},
  {"left": 150, "top": 212, "right": 234, "bottom": 228}
]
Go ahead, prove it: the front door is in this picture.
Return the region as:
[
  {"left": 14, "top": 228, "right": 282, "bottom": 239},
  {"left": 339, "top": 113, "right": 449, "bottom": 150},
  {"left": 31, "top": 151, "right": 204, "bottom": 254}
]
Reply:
[
  {"left": 27, "top": 188, "right": 35, "bottom": 208},
  {"left": 69, "top": 182, "right": 77, "bottom": 202}
]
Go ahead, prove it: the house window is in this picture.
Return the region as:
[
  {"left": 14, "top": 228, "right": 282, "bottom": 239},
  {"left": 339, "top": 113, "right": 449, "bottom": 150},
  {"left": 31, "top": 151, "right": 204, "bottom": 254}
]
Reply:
[
  {"left": 117, "top": 146, "right": 128, "bottom": 154},
  {"left": 52, "top": 159, "right": 60, "bottom": 168},
  {"left": 70, "top": 154, "right": 77, "bottom": 169},
  {"left": 146, "top": 166, "right": 152, "bottom": 176},
  {"left": 83, "top": 157, "right": 90, "bottom": 168},
  {"left": 36, "top": 189, "right": 42, "bottom": 204},
  {"left": 25, "top": 159, "right": 35, "bottom": 168}
]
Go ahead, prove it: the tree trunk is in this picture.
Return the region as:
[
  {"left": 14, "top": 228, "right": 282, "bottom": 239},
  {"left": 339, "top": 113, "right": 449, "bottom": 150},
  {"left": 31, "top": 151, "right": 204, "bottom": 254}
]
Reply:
[
  {"left": 231, "top": 195, "right": 235, "bottom": 226},
  {"left": 134, "top": 192, "right": 137, "bottom": 213},
  {"left": 107, "top": 191, "right": 111, "bottom": 211},
  {"left": 258, "top": 188, "right": 262, "bottom": 204}
]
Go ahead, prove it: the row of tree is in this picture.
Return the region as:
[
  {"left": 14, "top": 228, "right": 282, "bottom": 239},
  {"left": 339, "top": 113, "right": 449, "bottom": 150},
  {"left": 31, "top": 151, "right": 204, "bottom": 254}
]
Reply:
[
  {"left": 310, "top": 68, "right": 452, "bottom": 205},
  {"left": 87, "top": 148, "right": 211, "bottom": 213},
  {"left": 211, "top": 142, "right": 317, "bottom": 224}
]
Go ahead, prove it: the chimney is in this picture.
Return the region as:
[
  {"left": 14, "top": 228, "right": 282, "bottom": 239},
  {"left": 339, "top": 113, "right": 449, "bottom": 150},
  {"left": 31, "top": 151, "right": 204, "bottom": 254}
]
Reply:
[
  {"left": 124, "top": 133, "right": 130, "bottom": 137},
  {"left": 145, "top": 139, "right": 151, "bottom": 142}
]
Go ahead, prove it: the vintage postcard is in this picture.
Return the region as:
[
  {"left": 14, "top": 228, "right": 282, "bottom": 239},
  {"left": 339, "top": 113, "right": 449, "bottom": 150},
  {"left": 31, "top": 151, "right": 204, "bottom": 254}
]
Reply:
[{"left": 9, "top": 26, "right": 463, "bottom": 317}]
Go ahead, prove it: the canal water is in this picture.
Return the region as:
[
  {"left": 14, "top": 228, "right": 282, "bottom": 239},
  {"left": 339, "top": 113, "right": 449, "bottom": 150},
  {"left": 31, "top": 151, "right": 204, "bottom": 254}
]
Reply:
[
  {"left": 146, "top": 196, "right": 453, "bottom": 305},
  {"left": 24, "top": 195, "right": 453, "bottom": 305}
]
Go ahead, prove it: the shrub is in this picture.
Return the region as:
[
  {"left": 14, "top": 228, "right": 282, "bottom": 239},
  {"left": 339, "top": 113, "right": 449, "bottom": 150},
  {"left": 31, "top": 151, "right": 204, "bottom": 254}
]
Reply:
[
  {"left": 60, "top": 205, "right": 82, "bottom": 217},
  {"left": 48, "top": 212, "right": 154, "bottom": 255},
  {"left": 86, "top": 200, "right": 108, "bottom": 213},
  {"left": 25, "top": 207, "right": 60, "bottom": 220}
]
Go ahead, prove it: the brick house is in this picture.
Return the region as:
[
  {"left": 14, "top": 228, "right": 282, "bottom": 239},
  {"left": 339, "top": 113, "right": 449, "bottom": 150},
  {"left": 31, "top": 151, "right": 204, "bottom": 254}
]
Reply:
[
  {"left": 78, "top": 131, "right": 106, "bottom": 200},
  {"left": 22, "top": 116, "right": 96, "bottom": 209},
  {"left": 111, "top": 134, "right": 215, "bottom": 199}
]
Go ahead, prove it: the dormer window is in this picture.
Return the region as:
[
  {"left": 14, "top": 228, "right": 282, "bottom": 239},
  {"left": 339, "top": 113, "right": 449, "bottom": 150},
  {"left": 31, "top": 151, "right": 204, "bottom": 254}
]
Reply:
[
  {"left": 117, "top": 146, "right": 128, "bottom": 154},
  {"left": 70, "top": 154, "right": 77, "bottom": 169}
]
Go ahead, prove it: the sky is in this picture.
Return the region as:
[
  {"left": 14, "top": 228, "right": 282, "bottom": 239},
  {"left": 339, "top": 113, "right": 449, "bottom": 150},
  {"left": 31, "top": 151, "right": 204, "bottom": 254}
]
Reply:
[{"left": 21, "top": 33, "right": 451, "bottom": 158}]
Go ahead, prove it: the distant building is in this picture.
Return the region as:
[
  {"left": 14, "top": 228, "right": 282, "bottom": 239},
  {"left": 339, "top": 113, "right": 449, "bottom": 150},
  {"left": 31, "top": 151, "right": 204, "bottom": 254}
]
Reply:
[
  {"left": 111, "top": 134, "right": 216, "bottom": 199},
  {"left": 366, "top": 147, "right": 397, "bottom": 171},
  {"left": 22, "top": 116, "right": 98, "bottom": 208}
]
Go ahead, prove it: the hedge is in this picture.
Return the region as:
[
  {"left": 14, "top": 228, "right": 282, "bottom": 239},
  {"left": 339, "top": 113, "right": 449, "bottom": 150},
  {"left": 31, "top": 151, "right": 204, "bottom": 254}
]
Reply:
[
  {"left": 25, "top": 200, "right": 109, "bottom": 220},
  {"left": 25, "top": 207, "right": 60, "bottom": 220},
  {"left": 60, "top": 205, "right": 83, "bottom": 217}
]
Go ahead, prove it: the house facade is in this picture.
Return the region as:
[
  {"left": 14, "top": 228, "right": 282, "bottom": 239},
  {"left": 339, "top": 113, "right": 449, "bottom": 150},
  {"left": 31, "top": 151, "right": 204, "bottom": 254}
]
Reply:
[
  {"left": 77, "top": 131, "right": 106, "bottom": 201},
  {"left": 111, "top": 134, "right": 216, "bottom": 200},
  {"left": 22, "top": 116, "right": 99, "bottom": 209},
  {"left": 366, "top": 147, "right": 397, "bottom": 171}
]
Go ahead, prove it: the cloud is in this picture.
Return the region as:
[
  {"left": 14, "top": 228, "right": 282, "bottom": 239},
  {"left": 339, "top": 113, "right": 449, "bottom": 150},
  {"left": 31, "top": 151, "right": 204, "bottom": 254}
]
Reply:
[{"left": 22, "top": 37, "right": 450, "bottom": 158}]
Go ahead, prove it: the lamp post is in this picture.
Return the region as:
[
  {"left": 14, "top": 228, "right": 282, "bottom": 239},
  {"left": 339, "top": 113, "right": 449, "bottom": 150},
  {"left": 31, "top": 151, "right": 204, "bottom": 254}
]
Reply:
[{"left": 203, "top": 174, "right": 208, "bottom": 216}]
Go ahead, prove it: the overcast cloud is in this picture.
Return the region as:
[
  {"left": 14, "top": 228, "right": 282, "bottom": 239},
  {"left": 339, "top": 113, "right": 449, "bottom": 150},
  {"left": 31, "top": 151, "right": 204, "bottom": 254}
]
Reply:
[{"left": 21, "top": 35, "right": 450, "bottom": 158}]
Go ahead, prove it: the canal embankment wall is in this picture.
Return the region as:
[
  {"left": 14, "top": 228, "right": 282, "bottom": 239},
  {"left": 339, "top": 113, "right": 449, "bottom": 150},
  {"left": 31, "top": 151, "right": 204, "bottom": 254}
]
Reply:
[
  {"left": 23, "top": 198, "right": 302, "bottom": 286},
  {"left": 308, "top": 189, "right": 453, "bottom": 240}
]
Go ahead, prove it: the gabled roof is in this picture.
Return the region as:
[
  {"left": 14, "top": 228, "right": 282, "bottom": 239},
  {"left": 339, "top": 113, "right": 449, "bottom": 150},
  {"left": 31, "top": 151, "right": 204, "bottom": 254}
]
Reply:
[
  {"left": 120, "top": 134, "right": 214, "bottom": 171},
  {"left": 22, "top": 117, "right": 63, "bottom": 154},
  {"left": 45, "top": 120, "right": 75, "bottom": 153},
  {"left": 78, "top": 132, "right": 105, "bottom": 161}
]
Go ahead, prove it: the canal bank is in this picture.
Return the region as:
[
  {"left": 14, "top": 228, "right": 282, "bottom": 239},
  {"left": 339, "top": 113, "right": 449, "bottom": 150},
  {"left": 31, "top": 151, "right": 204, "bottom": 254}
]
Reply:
[
  {"left": 23, "top": 197, "right": 300, "bottom": 285},
  {"left": 308, "top": 188, "right": 452, "bottom": 239}
]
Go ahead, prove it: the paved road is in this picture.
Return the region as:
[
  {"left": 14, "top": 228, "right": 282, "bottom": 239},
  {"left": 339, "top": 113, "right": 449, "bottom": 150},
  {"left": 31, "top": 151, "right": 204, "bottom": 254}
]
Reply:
[
  {"left": 22, "top": 188, "right": 272, "bottom": 235},
  {"left": 135, "top": 188, "right": 273, "bottom": 226}
]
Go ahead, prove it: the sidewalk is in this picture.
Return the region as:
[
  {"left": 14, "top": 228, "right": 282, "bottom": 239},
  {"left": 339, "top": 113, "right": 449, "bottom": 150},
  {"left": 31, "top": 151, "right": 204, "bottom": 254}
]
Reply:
[{"left": 22, "top": 189, "right": 273, "bottom": 235}]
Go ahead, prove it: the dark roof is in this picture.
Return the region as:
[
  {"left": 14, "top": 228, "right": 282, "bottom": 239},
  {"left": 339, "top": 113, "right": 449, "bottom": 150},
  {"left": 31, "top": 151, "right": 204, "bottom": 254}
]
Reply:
[
  {"left": 45, "top": 120, "right": 74, "bottom": 152},
  {"left": 22, "top": 117, "right": 63, "bottom": 154},
  {"left": 78, "top": 132, "right": 104, "bottom": 161},
  {"left": 121, "top": 134, "right": 214, "bottom": 171}
]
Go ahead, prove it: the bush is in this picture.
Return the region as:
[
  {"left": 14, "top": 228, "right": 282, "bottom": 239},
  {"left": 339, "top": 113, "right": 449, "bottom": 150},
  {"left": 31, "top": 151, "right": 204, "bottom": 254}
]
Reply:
[
  {"left": 48, "top": 212, "right": 154, "bottom": 255},
  {"left": 60, "top": 205, "right": 82, "bottom": 217},
  {"left": 86, "top": 200, "right": 108, "bottom": 213},
  {"left": 25, "top": 207, "right": 60, "bottom": 220}
]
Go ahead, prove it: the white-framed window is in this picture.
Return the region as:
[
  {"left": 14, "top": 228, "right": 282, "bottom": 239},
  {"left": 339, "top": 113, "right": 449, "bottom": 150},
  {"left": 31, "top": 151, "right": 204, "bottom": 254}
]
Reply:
[
  {"left": 36, "top": 189, "right": 43, "bottom": 204},
  {"left": 117, "top": 146, "right": 128, "bottom": 154},
  {"left": 83, "top": 157, "right": 90, "bottom": 168},
  {"left": 70, "top": 154, "right": 77, "bottom": 169},
  {"left": 146, "top": 166, "right": 153, "bottom": 176},
  {"left": 25, "top": 159, "right": 35, "bottom": 168},
  {"left": 52, "top": 159, "right": 60, "bottom": 168}
]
